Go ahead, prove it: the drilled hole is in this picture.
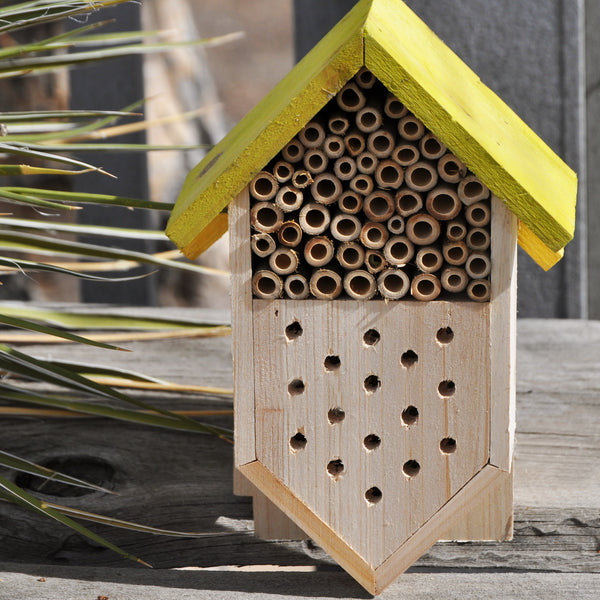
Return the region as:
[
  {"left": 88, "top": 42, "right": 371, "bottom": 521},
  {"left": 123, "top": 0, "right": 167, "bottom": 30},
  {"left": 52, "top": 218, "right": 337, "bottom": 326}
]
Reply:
[
  {"left": 440, "top": 438, "right": 457, "bottom": 454},
  {"left": 438, "top": 380, "right": 456, "bottom": 397},
  {"left": 285, "top": 320, "right": 303, "bottom": 340},
  {"left": 403, "top": 460, "right": 420, "bottom": 478},
  {"left": 363, "top": 434, "right": 381, "bottom": 450},
  {"left": 400, "top": 350, "right": 418, "bottom": 367},
  {"left": 288, "top": 378, "right": 305, "bottom": 396},
  {"left": 364, "top": 374, "right": 381, "bottom": 393},
  {"left": 327, "top": 459, "right": 344, "bottom": 479},
  {"left": 401, "top": 405, "right": 419, "bottom": 426},
  {"left": 327, "top": 407, "right": 345, "bottom": 424},
  {"left": 365, "top": 487, "right": 382, "bottom": 504},
  {"left": 324, "top": 355, "right": 341, "bottom": 371},
  {"left": 436, "top": 327, "right": 454, "bottom": 344},
  {"left": 363, "top": 328, "right": 380, "bottom": 346},
  {"left": 289, "top": 432, "right": 307, "bottom": 452}
]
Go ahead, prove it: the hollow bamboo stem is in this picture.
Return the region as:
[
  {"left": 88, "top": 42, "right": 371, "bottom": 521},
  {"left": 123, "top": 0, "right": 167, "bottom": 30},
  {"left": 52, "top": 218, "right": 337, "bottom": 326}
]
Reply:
[
  {"left": 465, "top": 252, "right": 491, "bottom": 279},
  {"left": 349, "top": 174, "right": 374, "bottom": 195},
  {"left": 304, "top": 236, "right": 335, "bottom": 267},
  {"left": 250, "top": 171, "right": 278, "bottom": 201},
  {"left": 310, "top": 269, "right": 343, "bottom": 299},
  {"left": 375, "top": 159, "right": 404, "bottom": 189},
  {"left": 364, "top": 190, "right": 395, "bottom": 222},
  {"left": 250, "top": 201, "right": 284, "bottom": 234},
  {"left": 415, "top": 246, "right": 444, "bottom": 273},
  {"left": 284, "top": 273, "right": 310, "bottom": 300},
  {"left": 303, "top": 148, "right": 328, "bottom": 174},
  {"left": 323, "top": 135, "right": 345, "bottom": 159},
  {"left": 272, "top": 160, "right": 294, "bottom": 183},
  {"left": 355, "top": 66, "right": 377, "bottom": 90},
  {"left": 467, "top": 279, "right": 491, "bottom": 302},
  {"left": 458, "top": 175, "right": 490, "bottom": 205},
  {"left": 336, "top": 241, "right": 365, "bottom": 270},
  {"left": 383, "top": 235, "right": 415, "bottom": 266},
  {"left": 275, "top": 185, "right": 303, "bottom": 212},
  {"left": 337, "top": 190, "right": 363, "bottom": 215},
  {"left": 419, "top": 132, "right": 446, "bottom": 160},
  {"left": 343, "top": 269, "right": 377, "bottom": 300},
  {"left": 336, "top": 81, "right": 366, "bottom": 112},
  {"left": 405, "top": 213, "right": 441, "bottom": 245},
  {"left": 333, "top": 156, "right": 357, "bottom": 181},
  {"left": 442, "top": 240, "right": 469, "bottom": 266},
  {"left": 344, "top": 130, "right": 366, "bottom": 156},
  {"left": 299, "top": 202, "right": 331, "bottom": 235},
  {"left": 465, "top": 201, "right": 491, "bottom": 227},
  {"left": 330, "top": 213, "right": 362, "bottom": 242},
  {"left": 384, "top": 94, "right": 408, "bottom": 119},
  {"left": 466, "top": 227, "right": 491, "bottom": 251},
  {"left": 405, "top": 161, "right": 439, "bottom": 192},
  {"left": 277, "top": 221, "right": 303, "bottom": 248},
  {"left": 387, "top": 214, "right": 405, "bottom": 235},
  {"left": 367, "top": 130, "right": 395, "bottom": 158},
  {"left": 251, "top": 233, "right": 276, "bottom": 258},
  {"left": 356, "top": 151, "right": 377, "bottom": 174},
  {"left": 411, "top": 273, "right": 442, "bottom": 301},
  {"left": 328, "top": 113, "right": 350, "bottom": 136},
  {"left": 377, "top": 268, "right": 410, "bottom": 299},
  {"left": 281, "top": 139, "right": 305, "bottom": 163},
  {"left": 441, "top": 267, "right": 469, "bottom": 293},
  {"left": 298, "top": 120, "right": 326, "bottom": 148},
  {"left": 291, "top": 169, "right": 313, "bottom": 189},
  {"left": 437, "top": 153, "right": 467, "bottom": 183},
  {"left": 268, "top": 247, "right": 298, "bottom": 275},
  {"left": 392, "top": 144, "right": 420, "bottom": 167},
  {"left": 252, "top": 270, "right": 283, "bottom": 299},
  {"left": 425, "top": 186, "right": 462, "bottom": 221},
  {"left": 395, "top": 189, "right": 423, "bottom": 217},
  {"left": 365, "top": 249, "right": 387, "bottom": 274},
  {"left": 356, "top": 106, "right": 383, "bottom": 133},
  {"left": 398, "top": 115, "right": 425, "bottom": 141},
  {"left": 445, "top": 217, "right": 467, "bottom": 242},
  {"left": 311, "top": 173, "right": 342, "bottom": 205},
  {"left": 360, "top": 221, "right": 389, "bottom": 249}
]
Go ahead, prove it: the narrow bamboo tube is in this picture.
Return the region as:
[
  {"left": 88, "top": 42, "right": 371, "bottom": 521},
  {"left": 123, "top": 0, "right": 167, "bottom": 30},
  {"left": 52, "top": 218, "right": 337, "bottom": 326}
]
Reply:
[
  {"left": 310, "top": 269, "right": 343, "bottom": 299},
  {"left": 383, "top": 235, "right": 415, "bottom": 266},
  {"left": 333, "top": 156, "right": 357, "bottom": 181},
  {"left": 446, "top": 218, "right": 467, "bottom": 242},
  {"left": 377, "top": 268, "right": 410, "bottom": 299},
  {"left": 411, "top": 273, "right": 442, "bottom": 301},
  {"left": 467, "top": 279, "right": 491, "bottom": 302},
  {"left": 406, "top": 213, "right": 441, "bottom": 245},
  {"left": 337, "top": 190, "right": 363, "bottom": 215},
  {"left": 458, "top": 175, "right": 490, "bottom": 205},
  {"left": 356, "top": 151, "right": 377, "bottom": 174},
  {"left": 252, "top": 270, "right": 282, "bottom": 299},
  {"left": 364, "top": 190, "right": 395, "bottom": 222},
  {"left": 465, "top": 252, "right": 491, "bottom": 279},
  {"left": 277, "top": 221, "right": 303, "bottom": 248},
  {"left": 304, "top": 236, "right": 335, "bottom": 267},
  {"left": 303, "top": 148, "right": 328, "bottom": 174},
  {"left": 323, "top": 135, "right": 345, "bottom": 159},
  {"left": 387, "top": 214, "right": 405, "bottom": 235},
  {"left": 466, "top": 227, "right": 491, "bottom": 251},
  {"left": 441, "top": 267, "right": 469, "bottom": 293},
  {"left": 275, "top": 185, "right": 303, "bottom": 212},
  {"left": 367, "top": 130, "right": 395, "bottom": 158},
  {"left": 395, "top": 189, "right": 423, "bottom": 217},
  {"left": 392, "top": 144, "right": 420, "bottom": 167},
  {"left": 443, "top": 240, "right": 469, "bottom": 265},
  {"left": 281, "top": 139, "right": 305, "bottom": 163},
  {"left": 250, "top": 171, "right": 278, "bottom": 201},
  {"left": 250, "top": 201, "right": 284, "bottom": 234},
  {"left": 365, "top": 249, "right": 387, "bottom": 274},
  {"left": 336, "top": 241, "right": 365, "bottom": 270},
  {"left": 405, "top": 161, "right": 438, "bottom": 192},
  {"left": 336, "top": 81, "right": 366, "bottom": 112},
  {"left": 343, "top": 269, "right": 377, "bottom": 300},
  {"left": 311, "top": 173, "right": 342, "bottom": 205},
  {"left": 416, "top": 246, "right": 444, "bottom": 274},
  {"left": 419, "top": 132, "right": 446, "bottom": 160},
  {"left": 398, "top": 115, "right": 425, "bottom": 141},
  {"left": 425, "top": 186, "right": 462, "bottom": 221},
  {"left": 269, "top": 247, "right": 298, "bottom": 276},
  {"left": 384, "top": 94, "right": 408, "bottom": 119},
  {"left": 330, "top": 214, "right": 361, "bottom": 242},
  {"left": 272, "top": 160, "right": 293, "bottom": 183},
  {"left": 465, "top": 201, "right": 491, "bottom": 227},
  {"left": 360, "top": 221, "right": 389, "bottom": 249},
  {"left": 344, "top": 130, "right": 366, "bottom": 156},
  {"left": 298, "top": 121, "right": 326, "bottom": 148},
  {"left": 299, "top": 203, "right": 331, "bottom": 235},
  {"left": 291, "top": 169, "right": 313, "bottom": 189},
  {"left": 284, "top": 273, "right": 310, "bottom": 300},
  {"left": 251, "top": 233, "right": 276, "bottom": 258},
  {"left": 437, "top": 153, "right": 467, "bottom": 183},
  {"left": 375, "top": 159, "right": 404, "bottom": 189},
  {"left": 355, "top": 66, "right": 376, "bottom": 89},
  {"left": 350, "top": 174, "right": 374, "bottom": 195},
  {"left": 356, "top": 106, "right": 383, "bottom": 133},
  {"left": 328, "top": 113, "right": 350, "bottom": 136}
]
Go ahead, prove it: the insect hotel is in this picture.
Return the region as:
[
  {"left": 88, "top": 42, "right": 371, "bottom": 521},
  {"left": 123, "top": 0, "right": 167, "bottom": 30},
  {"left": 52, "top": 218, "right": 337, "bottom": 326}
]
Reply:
[{"left": 167, "top": 0, "right": 577, "bottom": 594}]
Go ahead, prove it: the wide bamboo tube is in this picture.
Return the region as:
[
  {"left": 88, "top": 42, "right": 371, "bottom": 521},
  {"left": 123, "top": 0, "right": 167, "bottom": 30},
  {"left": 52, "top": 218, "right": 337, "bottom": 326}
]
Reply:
[
  {"left": 465, "top": 201, "right": 491, "bottom": 227},
  {"left": 330, "top": 214, "right": 361, "bottom": 242},
  {"left": 405, "top": 161, "right": 439, "bottom": 192},
  {"left": 360, "top": 221, "right": 389, "bottom": 249},
  {"left": 304, "top": 236, "right": 335, "bottom": 267},
  {"left": 365, "top": 249, "right": 387, "bottom": 274},
  {"left": 350, "top": 174, "right": 374, "bottom": 195},
  {"left": 356, "top": 151, "right": 377, "bottom": 174},
  {"left": 284, "top": 273, "right": 310, "bottom": 300},
  {"left": 338, "top": 190, "right": 363, "bottom": 215},
  {"left": 411, "top": 273, "right": 442, "bottom": 301},
  {"left": 355, "top": 66, "right": 377, "bottom": 89},
  {"left": 398, "top": 115, "right": 425, "bottom": 141},
  {"left": 458, "top": 175, "right": 490, "bottom": 205},
  {"left": 336, "top": 241, "right": 365, "bottom": 270},
  {"left": 311, "top": 173, "right": 342, "bottom": 205},
  {"left": 406, "top": 213, "right": 441, "bottom": 245},
  {"left": 344, "top": 130, "right": 366, "bottom": 156},
  {"left": 384, "top": 94, "right": 408, "bottom": 119},
  {"left": 392, "top": 144, "right": 420, "bottom": 166},
  {"left": 443, "top": 240, "right": 469, "bottom": 265},
  {"left": 383, "top": 235, "right": 415, "bottom": 266},
  {"left": 333, "top": 156, "right": 357, "bottom": 181},
  {"left": 251, "top": 233, "right": 276, "bottom": 258},
  {"left": 303, "top": 148, "right": 328, "bottom": 174},
  {"left": 437, "top": 153, "right": 467, "bottom": 183},
  {"left": 336, "top": 81, "right": 366, "bottom": 112},
  {"left": 281, "top": 139, "right": 305, "bottom": 163},
  {"left": 272, "top": 160, "right": 293, "bottom": 183},
  {"left": 395, "top": 189, "right": 423, "bottom": 217},
  {"left": 269, "top": 247, "right": 298, "bottom": 276},
  {"left": 323, "top": 135, "right": 345, "bottom": 159},
  {"left": 250, "top": 201, "right": 284, "bottom": 234},
  {"left": 441, "top": 267, "right": 469, "bottom": 293},
  {"left": 467, "top": 279, "right": 491, "bottom": 302},
  {"left": 250, "top": 171, "right": 278, "bottom": 201},
  {"left": 277, "top": 221, "right": 303, "bottom": 248},
  {"left": 356, "top": 106, "right": 383, "bottom": 133},
  {"left": 425, "top": 186, "right": 462, "bottom": 221},
  {"left": 328, "top": 113, "right": 350, "bottom": 136},
  {"left": 377, "top": 268, "right": 410, "bottom": 299},
  {"left": 465, "top": 252, "right": 491, "bottom": 279},
  {"left": 466, "top": 227, "right": 491, "bottom": 251},
  {"left": 387, "top": 215, "right": 405, "bottom": 235},
  {"left": 446, "top": 217, "right": 467, "bottom": 242},
  {"left": 299, "top": 202, "right": 330, "bottom": 235},
  {"left": 416, "top": 246, "right": 444, "bottom": 273},
  {"left": 252, "top": 270, "right": 283, "bottom": 299},
  {"left": 275, "top": 185, "right": 303, "bottom": 212},
  {"left": 419, "top": 132, "right": 446, "bottom": 160},
  {"left": 375, "top": 159, "right": 404, "bottom": 189},
  {"left": 364, "top": 190, "right": 395, "bottom": 222},
  {"left": 298, "top": 120, "right": 326, "bottom": 148},
  {"left": 310, "top": 269, "right": 343, "bottom": 299},
  {"left": 343, "top": 269, "right": 377, "bottom": 300},
  {"left": 291, "top": 169, "right": 313, "bottom": 189},
  {"left": 367, "top": 130, "right": 395, "bottom": 158}
]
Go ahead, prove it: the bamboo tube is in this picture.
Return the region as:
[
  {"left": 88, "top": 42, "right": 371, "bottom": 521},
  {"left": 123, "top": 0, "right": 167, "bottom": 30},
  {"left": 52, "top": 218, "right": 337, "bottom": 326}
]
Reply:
[
  {"left": 437, "top": 153, "right": 467, "bottom": 183},
  {"left": 303, "top": 148, "right": 328, "bottom": 174},
  {"left": 406, "top": 213, "right": 441, "bottom": 245},
  {"left": 375, "top": 159, "right": 404, "bottom": 189},
  {"left": 333, "top": 156, "right": 357, "bottom": 181},
  {"left": 284, "top": 273, "right": 310, "bottom": 300},
  {"left": 350, "top": 174, "right": 374, "bottom": 195},
  {"left": 330, "top": 213, "right": 361, "bottom": 242},
  {"left": 392, "top": 144, "right": 420, "bottom": 167},
  {"left": 251, "top": 233, "right": 276, "bottom": 258},
  {"left": 415, "top": 246, "right": 443, "bottom": 273},
  {"left": 364, "top": 190, "right": 395, "bottom": 222},
  {"left": 343, "top": 269, "right": 377, "bottom": 300},
  {"left": 360, "top": 221, "right": 389, "bottom": 249},
  {"left": 323, "top": 135, "right": 345, "bottom": 159},
  {"left": 467, "top": 279, "right": 491, "bottom": 302},
  {"left": 272, "top": 160, "right": 294, "bottom": 183},
  {"left": 458, "top": 175, "right": 490, "bottom": 205},
  {"left": 269, "top": 247, "right": 298, "bottom": 276},
  {"left": 344, "top": 130, "right": 366, "bottom": 156},
  {"left": 291, "top": 169, "right": 313, "bottom": 189},
  {"left": 377, "top": 268, "right": 410, "bottom": 299},
  {"left": 356, "top": 106, "right": 383, "bottom": 133},
  {"left": 398, "top": 115, "right": 425, "bottom": 141},
  {"left": 411, "top": 273, "right": 442, "bottom": 301},
  {"left": 252, "top": 270, "right": 283, "bottom": 299},
  {"left": 446, "top": 218, "right": 467, "bottom": 242},
  {"left": 250, "top": 171, "right": 278, "bottom": 201},
  {"left": 336, "top": 241, "right": 365, "bottom": 270},
  {"left": 419, "top": 132, "right": 446, "bottom": 160},
  {"left": 466, "top": 227, "right": 491, "bottom": 251},
  {"left": 465, "top": 201, "right": 491, "bottom": 227},
  {"left": 310, "top": 269, "right": 343, "bottom": 299},
  {"left": 278, "top": 221, "right": 303, "bottom": 248},
  {"left": 338, "top": 190, "right": 363, "bottom": 215},
  {"left": 281, "top": 139, "right": 305, "bottom": 163},
  {"left": 250, "top": 201, "right": 284, "bottom": 234},
  {"left": 275, "top": 185, "right": 303, "bottom": 212},
  {"left": 441, "top": 267, "right": 469, "bottom": 293},
  {"left": 425, "top": 186, "right": 462, "bottom": 221},
  {"left": 311, "top": 173, "right": 342, "bottom": 205},
  {"left": 365, "top": 249, "right": 387, "bottom": 274},
  {"left": 387, "top": 214, "right": 405, "bottom": 235},
  {"left": 298, "top": 120, "right": 326, "bottom": 148},
  {"left": 328, "top": 113, "right": 350, "bottom": 136},
  {"left": 443, "top": 240, "right": 469, "bottom": 265},
  {"left": 356, "top": 151, "right": 377, "bottom": 174},
  {"left": 384, "top": 94, "right": 408, "bottom": 119},
  {"left": 405, "top": 161, "right": 438, "bottom": 192},
  {"left": 367, "top": 130, "right": 395, "bottom": 158},
  {"left": 299, "top": 202, "right": 331, "bottom": 235},
  {"left": 395, "top": 189, "right": 423, "bottom": 217},
  {"left": 304, "top": 236, "right": 335, "bottom": 267},
  {"left": 465, "top": 252, "right": 491, "bottom": 279},
  {"left": 336, "top": 81, "right": 366, "bottom": 112},
  {"left": 383, "top": 235, "right": 415, "bottom": 266},
  {"left": 355, "top": 66, "right": 377, "bottom": 89}
]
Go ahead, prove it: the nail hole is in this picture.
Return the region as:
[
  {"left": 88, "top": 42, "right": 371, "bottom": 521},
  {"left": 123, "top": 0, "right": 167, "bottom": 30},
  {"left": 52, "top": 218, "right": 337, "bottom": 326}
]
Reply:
[
  {"left": 438, "top": 380, "right": 456, "bottom": 397},
  {"left": 327, "top": 459, "right": 345, "bottom": 479},
  {"left": 363, "top": 434, "right": 381, "bottom": 450},
  {"left": 401, "top": 405, "right": 419, "bottom": 426},
  {"left": 289, "top": 432, "right": 307, "bottom": 452},
  {"left": 364, "top": 374, "right": 381, "bottom": 393},
  {"left": 400, "top": 350, "right": 418, "bottom": 368},
  {"left": 285, "top": 321, "right": 303, "bottom": 341},
  {"left": 365, "top": 487, "right": 382, "bottom": 504},
  {"left": 440, "top": 438, "right": 457, "bottom": 454},
  {"left": 363, "top": 328, "right": 380, "bottom": 346},
  {"left": 328, "top": 407, "right": 346, "bottom": 424},
  {"left": 403, "top": 460, "right": 420, "bottom": 478},
  {"left": 436, "top": 327, "right": 454, "bottom": 344},
  {"left": 324, "top": 355, "right": 341, "bottom": 371},
  {"left": 288, "top": 378, "right": 305, "bottom": 396}
]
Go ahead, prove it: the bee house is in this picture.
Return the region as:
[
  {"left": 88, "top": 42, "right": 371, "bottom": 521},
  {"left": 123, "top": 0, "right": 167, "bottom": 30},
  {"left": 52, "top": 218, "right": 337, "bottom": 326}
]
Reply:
[{"left": 167, "top": 0, "right": 577, "bottom": 594}]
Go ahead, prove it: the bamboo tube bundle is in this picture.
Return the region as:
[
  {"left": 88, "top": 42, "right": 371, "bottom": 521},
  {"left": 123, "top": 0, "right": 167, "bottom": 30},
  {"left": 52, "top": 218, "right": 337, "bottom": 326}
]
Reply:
[
  {"left": 441, "top": 267, "right": 469, "bottom": 293},
  {"left": 304, "top": 236, "right": 335, "bottom": 267},
  {"left": 338, "top": 190, "right": 363, "bottom": 215},
  {"left": 299, "top": 203, "right": 331, "bottom": 235},
  {"left": 365, "top": 250, "right": 387, "bottom": 274},
  {"left": 336, "top": 81, "right": 366, "bottom": 112},
  {"left": 374, "top": 159, "right": 404, "bottom": 189},
  {"left": 377, "top": 268, "right": 410, "bottom": 299},
  {"left": 251, "top": 201, "right": 284, "bottom": 234},
  {"left": 330, "top": 214, "right": 362, "bottom": 242},
  {"left": 303, "top": 148, "right": 329, "bottom": 174},
  {"left": 298, "top": 120, "right": 326, "bottom": 148},
  {"left": 343, "top": 269, "right": 377, "bottom": 300},
  {"left": 364, "top": 190, "right": 395, "bottom": 222},
  {"left": 392, "top": 144, "right": 420, "bottom": 167},
  {"left": 269, "top": 247, "right": 299, "bottom": 276},
  {"left": 411, "top": 273, "right": 442, "bottom": 301},
  {"left": 311, "top": 173, "right": 343, "bottom": 205},
  {"left": 275, "top": 185, "right": 303, "bottom": 212},
  {"left": 252, "top": 270, "right": 283, "bottom": 299},
  {"left": 384, "top": 93, "right": 408, "bottom": 119},
  {"left": 278, "top": 221, "right": 303, "bottom": 248},
  {"left": 250, "top": 171, "right": 279, "bottom": 201},
  {"left": 406, "top": 213, "right": 441, "bottom": 246},
  {"left": 383, "top": 235, "right": 415, "bottom": 266},
  {"left": 387, "top": 215, "right": 405, "bottom": 235},
  {"left": 415, "top": 246, "right": 444, "bottom": 274},
  {"left": 284, "top": 273, "right": 310, "bottom": 300},
  {"left": 310, "top": 269, "right": 343, "bottom": 299},
  {"left": 281, "top": 139, "right": 305, "bottom": 163},
  {"left": 337, "top": 242, "right": 365, "bottom": 270},
  {"left": 251, "top": 233, "right": 276, "bottom": 258},
  {"left": 273, "top": 160, "right": 294, "bottom": 183},
  {"left": 356, "top": 151, "right": 377, "bottom": 174},
  {"left": 360, "top": 221, "right": 389, "bottom": 249}
]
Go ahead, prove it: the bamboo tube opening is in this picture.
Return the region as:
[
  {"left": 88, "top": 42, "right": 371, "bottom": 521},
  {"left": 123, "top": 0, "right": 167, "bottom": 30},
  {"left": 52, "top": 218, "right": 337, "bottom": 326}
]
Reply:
[
  {"left": 356, "top": 106, "right": 383, "bottom": 133},
  {"left": 395, "top": 190, "right": 423, "bottom": 217},
  {"left": 337, "top": 242, "right": 365, "bottom": 270},
  {"left": 467, "top": 279, "right": 491, "bottom": 302},
  {"left": 367, "top": 130, "right": 394, "bottom": 158},
  {"left": 406, "top": 214, "right": 441, "bottom": 245},
  {"left": 311, "top": 173, "right": 342, "bottom": 205},
  {"left": 338, "top": 190, "right": 363, "bottom": 214},
  {"left": 278, "top": 221, "right": 303, "bottom": 247},
  {"left": 458, "top": 175, "right": 490, "bottom": 205},
  {"left": 374, "top": 159, "right": 404, "bottom": 189},
  {"left": 303, "top": 148, "right": 328, "bottom": 174},
  {"left": 273, "top": 160, "right": 293, "bottom": 183},
  {"left": 387, "top": 215, "right": 405, "bottom": 235},
  {"left": 328, "top": 114, "right": 350, "bottom": 136},
  {"left": 465, "top": 253, "right": 491, "bottom": 279},
  {"left": 323, "top": 135, "right": 345, "bottom": 159},
  {"left": 437, "top": 153, "right": 467, "bottom": 183},
  {"left": 426, "top": 187, "right": 461, "bottom": 221},
  {"left": 465, "top": 201, "right": 491, "bottom": 227},
  {"left": 331, "top": 214, "right": 361, "bottom": 242},
  {"left": 355, "top": 66, "right": 376, "bottom": 89},
  {"left": 398, "top": 115, "right": 425, "bottom": 141},
  {"left": 304, "top": 236, "right": 334, "bottom": 267},
  {"left": 416, "top": 246, "right": 443, "bottom": 273},
  {"left": 443, "top": 241, "right": 468, "bottom": 265},
  {"left": 250, "top": 171, "right": 278, "bottom": 201},
  {"left": 334, "top": 156, "right": 357, "bottom": 181},
  {"left": 269, "top": 247, "right": 298, "bottom": 275},
  {"left": 383, "top": 235, "right": 415, "bottom": 265},
  {"left": 356, "top": 151, "right": 377, "bottom": 174},
  {"left": 343, "top": 270, "right": 377, "bottom": 300},
  {"left": 441, "top": 267, "right": 468, "bottom": 293},
  {"left": 250, "top": 202, "right": 284, "bottom": 233},
  {"left": 365, "top": 250, "right": 387, "bottom": 274},
  {"left": 252, "top": 270, "right": 282, "bottom": 299},
  {"left": 360, "top": 221, "right": 389, "bottom": 249},
  {"left": 419, "top": 133, "right": 446, "bottom": 160},
  {"left": 344, "top": 131, "right": 366, "bottom": 156},
  {"left": 377, "top": 268, "right": 410, "bottom": 299},
  {"left": 299, "top": 203, "right": 330, "bottom": 235},
  {"left": 446, "top": 218, "right": 467, "bottom": 242},
  {"left": 337, "top": 82, "right": 366, "bottom": 112},
  {"left": 466, "top": 227, "right": 491, "bottom": 251},
  {"left": 275, "top": 186, "right": 303, "bottom": 212},
  {"left": 411, "top": 273, "right": 441, "bottom": 301},
  {"left": 298, "top": 121, "right": 326, "bottom": 148},
  {"left": 350, "top": 174, "right": 374, "bottom": 195},
  {"left": 281, "top": 139, "right": 305, "bottom": 163},
  {"left": 310, "top": 269, "right": 343, "bottom": 299},
  {"left": 284, "top": 274, "right": 310, "bottom": 300},
  {"left": 405, "top": 162, "right": 438, "bottom": 192},
  {"left": 364, "top": 191, "right": 395, "bottom": 222},
  {"left": 251, "top": 233, "right": 276, "bottom": 258},
  {"left": 384, "top": 94, "right": 408, "bottom": 119},
  {"left": 292, "top": 169, "right": 313, "bottom": 189},
  {"left": 392, "top": 144, "right": 419, "bottom": 166}
]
